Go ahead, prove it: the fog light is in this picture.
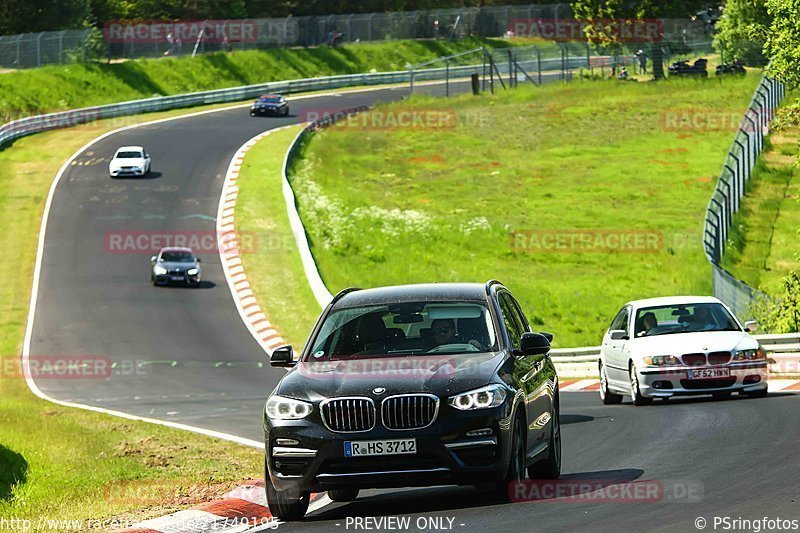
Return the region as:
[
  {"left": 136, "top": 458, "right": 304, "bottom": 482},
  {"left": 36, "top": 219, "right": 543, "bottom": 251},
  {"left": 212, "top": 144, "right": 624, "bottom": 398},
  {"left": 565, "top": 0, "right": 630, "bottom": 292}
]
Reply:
[
  {"left": 276, "top": 438, "right": 299, "bottom": 446},
  {"left": 466, "top": 428, "right": 493, "bottom": 437},
  {"left": 652, "top": 381, "right": 673, "bottom": 389},
  {"left": 743, "top": 375, "right": 761, "bottom": 385}
]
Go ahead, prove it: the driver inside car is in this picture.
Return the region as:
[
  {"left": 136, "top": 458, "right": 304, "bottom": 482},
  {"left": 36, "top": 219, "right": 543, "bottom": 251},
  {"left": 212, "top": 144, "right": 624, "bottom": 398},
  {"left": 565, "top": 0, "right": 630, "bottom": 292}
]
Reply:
[{"left": 430, "top": 318, "right": 457, "bottom": 347}]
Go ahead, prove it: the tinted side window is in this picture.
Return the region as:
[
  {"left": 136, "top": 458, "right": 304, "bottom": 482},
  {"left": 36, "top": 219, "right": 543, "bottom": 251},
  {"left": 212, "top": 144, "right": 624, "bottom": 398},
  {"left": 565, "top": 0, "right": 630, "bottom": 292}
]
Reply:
[
  {"left": 610, "top": 308, "right": 630, "bottom": 333},
  {"left": 508, "top": 295, "right": 531, "bottom": 333},
  {"left": 498, "top": 293, "right": 524, "bottom": 350}
]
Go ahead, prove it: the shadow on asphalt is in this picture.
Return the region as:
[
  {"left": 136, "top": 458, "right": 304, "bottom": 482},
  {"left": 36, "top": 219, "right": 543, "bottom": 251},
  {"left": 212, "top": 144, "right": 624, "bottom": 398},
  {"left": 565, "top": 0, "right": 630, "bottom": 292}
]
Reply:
[
  {"left": 111, "top": 171, "right": 163, "bottom": 180},
  {"left": 152, "top": 280, "right": 216, "bottom": 289},
  {"left": 304, "top": 469, "right": 645, "bottom": 521}
]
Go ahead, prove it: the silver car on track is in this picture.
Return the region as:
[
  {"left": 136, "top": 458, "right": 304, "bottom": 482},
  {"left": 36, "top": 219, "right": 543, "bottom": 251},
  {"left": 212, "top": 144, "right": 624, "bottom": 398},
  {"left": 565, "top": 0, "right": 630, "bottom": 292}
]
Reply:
[
  {"left": 150, "top": 247, "right": 201, "bottom": 286},
  {"left": 599, "top": 296, "right": 768, "bottom": 405}
]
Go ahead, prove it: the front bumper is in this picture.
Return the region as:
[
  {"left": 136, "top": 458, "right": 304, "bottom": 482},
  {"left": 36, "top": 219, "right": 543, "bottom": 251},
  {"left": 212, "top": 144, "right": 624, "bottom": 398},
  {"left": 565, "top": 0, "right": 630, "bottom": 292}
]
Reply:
[
  {"left": 110, "top": 168, "right": 145, "bottom": 177},
  {"left": 265, "top": 404, "right": 514, "bottom": 494},
  {"left": 154, "top": 272, "right": 200, "bottom": 285},
  {"left": 251, "top": 107, "right": 284, "bottom": 116},
  {"left": 638, "top": 362, "right": 768, "bottom": 397}
]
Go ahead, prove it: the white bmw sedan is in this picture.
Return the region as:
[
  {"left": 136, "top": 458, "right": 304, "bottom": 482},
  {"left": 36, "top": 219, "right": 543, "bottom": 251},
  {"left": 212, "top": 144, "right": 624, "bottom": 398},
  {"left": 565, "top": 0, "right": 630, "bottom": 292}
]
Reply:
[
  {"left": 599, "top": 296, "right": 768, "bottom": 405},
  {"left": 109, "top": 146, "right": 151, "bottom": 177}
]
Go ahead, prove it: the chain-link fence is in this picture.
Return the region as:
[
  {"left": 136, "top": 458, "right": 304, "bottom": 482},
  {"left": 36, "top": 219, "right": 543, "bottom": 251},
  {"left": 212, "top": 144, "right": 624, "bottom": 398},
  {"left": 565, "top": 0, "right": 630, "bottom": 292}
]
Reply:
[
  {"left": 1, "top": 3, "right": 721, "bottom": 68},
  {"left": 0, "top": 29, "right": 92, "bottom": 68},
  {"left": 703, "top": 76, "right": 786, "bottom": 319}
]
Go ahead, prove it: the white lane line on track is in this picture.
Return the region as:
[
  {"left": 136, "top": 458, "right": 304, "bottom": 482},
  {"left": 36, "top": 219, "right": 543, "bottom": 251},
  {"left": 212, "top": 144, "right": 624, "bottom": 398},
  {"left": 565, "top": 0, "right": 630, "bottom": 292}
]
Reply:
[{"left": 21, "top": 83, "right": 419, "bottom": 449}]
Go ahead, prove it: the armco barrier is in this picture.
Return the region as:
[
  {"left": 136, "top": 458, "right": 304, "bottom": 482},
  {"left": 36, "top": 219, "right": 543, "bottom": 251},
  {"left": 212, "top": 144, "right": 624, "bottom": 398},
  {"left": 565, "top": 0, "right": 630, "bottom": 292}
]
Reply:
[
  {"left": 552, "top": 333, "right": 800, "bottom": 377},
  {"left": 702, "top": 75, "right": 786, "bottom": 319},
  {"left": 0, "top": 49, "right": 631, "bottom": 150}
]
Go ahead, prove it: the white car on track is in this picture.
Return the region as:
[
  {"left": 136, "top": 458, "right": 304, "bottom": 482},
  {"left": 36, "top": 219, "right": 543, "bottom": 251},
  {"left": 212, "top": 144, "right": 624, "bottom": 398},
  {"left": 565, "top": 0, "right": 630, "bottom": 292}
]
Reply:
[
  {"left": 109, "top": 146, "right": 151, "bottom": 177},
  {"left": 598, "top": 296, "right": 768, "bottom": 405}
]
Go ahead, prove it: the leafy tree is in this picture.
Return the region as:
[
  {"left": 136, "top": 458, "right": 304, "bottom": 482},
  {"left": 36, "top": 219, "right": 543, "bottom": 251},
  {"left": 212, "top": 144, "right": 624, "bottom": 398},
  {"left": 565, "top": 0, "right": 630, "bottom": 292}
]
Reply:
[
  {"left": 570, "top": 0, "right": 713, "bottom": 80},
  {"left": 713, "top": 0, "right": 769, "bottom": 66},
  {"left": 750, "top": 272, "right": 800, "bottom": 333},
  {"left": 1, "top": 0, "right": 90, "bottom": 34},
  {"left": 764, "top": 0, "right": 800, "bottom": 89}
]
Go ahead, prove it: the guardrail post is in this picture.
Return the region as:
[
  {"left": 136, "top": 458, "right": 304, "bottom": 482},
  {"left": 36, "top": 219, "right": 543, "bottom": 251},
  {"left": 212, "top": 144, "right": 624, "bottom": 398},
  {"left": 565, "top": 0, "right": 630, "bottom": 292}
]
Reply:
[
  {"left": 724, "top": 162, "right": 739, "bottom": 211},
  {"left": 445, "top": 59, "right": 450, "bottom": 97},
  {"left": 710, "top": 199, "right": 724, "bottom": 260},
  {"left": 58, "top": 30, "right": 65, "bottom": 64},
  {"left": 409, "top": 67, "right": 414, "bottom": 95},
  {"left": 36, "top": 32, "right": 44, "bottom": 67}
]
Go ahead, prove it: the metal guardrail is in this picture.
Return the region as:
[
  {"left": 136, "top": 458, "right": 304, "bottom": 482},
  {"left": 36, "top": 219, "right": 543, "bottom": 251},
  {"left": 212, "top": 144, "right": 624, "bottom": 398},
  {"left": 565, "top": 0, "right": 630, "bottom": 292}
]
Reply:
[
  {"left": 0, "top": 48, "right": 635, "bottom": 149},
  {"left": 551, "top": 333, "right": 800, "bottom": 377},
  {"left": 702, "top": 75, "right": 786, "bottom": 319},
  {"left": 0, "top": 65, "right": 473, "bottom": 149}
]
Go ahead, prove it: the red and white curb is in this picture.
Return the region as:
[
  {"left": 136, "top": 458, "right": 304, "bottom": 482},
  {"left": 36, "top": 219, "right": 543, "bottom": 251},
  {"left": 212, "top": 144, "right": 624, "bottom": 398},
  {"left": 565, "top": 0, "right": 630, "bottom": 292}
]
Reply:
[
  {"left": 560, "top": 378, "right": 800, "bottom": 393},
  {"left": 119, "top": 482, "right": 328, "bottom": 532},
  {"left": 216, "top": 125, "right": 303, "bottom": 355}
]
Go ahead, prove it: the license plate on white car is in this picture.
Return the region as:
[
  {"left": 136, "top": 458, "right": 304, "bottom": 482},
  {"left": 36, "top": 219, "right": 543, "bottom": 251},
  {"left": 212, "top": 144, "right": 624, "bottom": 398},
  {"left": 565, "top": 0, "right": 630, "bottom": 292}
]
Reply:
[
  {"left": 687, "top": 368, "right": 730, "bottom": 379},
  {"left": 344, "top": 438, "right": 416, "bottom": 457}
]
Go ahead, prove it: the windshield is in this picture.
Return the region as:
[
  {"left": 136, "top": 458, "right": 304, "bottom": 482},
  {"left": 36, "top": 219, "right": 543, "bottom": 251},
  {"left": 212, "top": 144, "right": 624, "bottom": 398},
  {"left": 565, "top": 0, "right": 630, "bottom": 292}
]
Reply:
[
  {"left": 116, "top": 151, "right": 143, "bottom": 158},
  {"left": 634, "top": 303, "right": 741, "bottom": 337},
  {"left": 259, "top": 96, "right": 282, "bottom": 103},
  {"left": 305, "top": 301, "right": 497, "bottom": 361},
  {"left": 160, "top": 251, "right": 195, "bottom": 263}
]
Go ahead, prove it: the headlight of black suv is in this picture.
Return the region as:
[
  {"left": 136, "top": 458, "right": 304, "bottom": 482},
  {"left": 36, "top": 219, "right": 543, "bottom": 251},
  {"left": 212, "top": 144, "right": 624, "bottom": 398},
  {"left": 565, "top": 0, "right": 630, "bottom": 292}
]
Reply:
[
  {"left": 265, "top": 395, "right": 313, "bottom": 420},
  {"left": 448, "top": 384, "right": 507, "bottom": 411}
]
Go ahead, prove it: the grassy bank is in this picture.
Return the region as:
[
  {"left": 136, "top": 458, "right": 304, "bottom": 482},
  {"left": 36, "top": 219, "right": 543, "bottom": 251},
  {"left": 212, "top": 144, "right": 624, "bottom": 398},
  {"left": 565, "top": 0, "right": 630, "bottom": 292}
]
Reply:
[
  {"left": 721, "top": 95, "right": 800, "bottom": 295},
  {"left": 287, "top": 74, "right": 762, "bottom": 347},
  {"left": 0, "top": 38, "right": 520, "bottom": 121},
  {"left": 235, "top": 125, "right": 322, "bottom": 348},
  {"left": 0, "top": 103, "right": 265, "bottom": 525}
]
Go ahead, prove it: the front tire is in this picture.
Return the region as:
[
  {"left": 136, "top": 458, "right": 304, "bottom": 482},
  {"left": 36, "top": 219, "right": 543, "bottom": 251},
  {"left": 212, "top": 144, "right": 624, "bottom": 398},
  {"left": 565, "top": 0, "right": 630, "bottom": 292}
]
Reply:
[
  {"left": 630, "top": 364, "right": 652, "bottom": 406},
  {"left": 492, "top": 415, "right": 525, "bottom": 501},
  {"left": 600, "top": 362, "right": 623, "bottom": 405},
  {"left": 265, "top": 462, "right": 309, "bottom": 521},
  {"left": 527, "top": 402, "right": 561, "bottom": 480},
  {"left": 327, "top": 488, "right": 359, "bottom": 502}
]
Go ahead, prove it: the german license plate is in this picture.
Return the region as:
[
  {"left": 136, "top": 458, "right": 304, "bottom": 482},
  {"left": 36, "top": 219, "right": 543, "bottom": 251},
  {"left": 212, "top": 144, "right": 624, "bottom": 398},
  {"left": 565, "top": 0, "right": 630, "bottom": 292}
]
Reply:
[
  {"left": 344, "top": 438, "right": 416, "bottom": 457},
  {"left": 170, "top": 276, "right": 184, "bottom": 281},
  {"left": 687, "top": 368, "right": 730, "bottom": 379}
]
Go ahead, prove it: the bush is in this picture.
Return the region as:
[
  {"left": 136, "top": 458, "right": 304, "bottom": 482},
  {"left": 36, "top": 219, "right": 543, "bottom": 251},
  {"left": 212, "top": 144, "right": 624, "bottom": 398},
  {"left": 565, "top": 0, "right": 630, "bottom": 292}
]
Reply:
[{"left": 750, "top": 272, "right": 800, "bottom": 333}]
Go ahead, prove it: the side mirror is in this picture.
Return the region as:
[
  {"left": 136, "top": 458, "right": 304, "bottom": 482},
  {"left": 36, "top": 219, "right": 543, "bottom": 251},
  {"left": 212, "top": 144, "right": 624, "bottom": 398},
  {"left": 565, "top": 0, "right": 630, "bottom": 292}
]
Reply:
[
  {"left": 539, "top": 331, "right": 554, "bottom": 343},
  {"left": 270, "top": 345, "right": 295, "bottom": 367},
  {"left": 196, "top": 258, "right": 201, "bottom": 263},
  {"left": 517, "top": 332, "right": 550, "bottom": 358},
  {"left": 150, "top": 255, "right": 157, "bottom": 263},
  {"left": 609, "top": 329, "right": 628, "bottom": 341},
  {"left": 744, "top": 320, "right": 758, "bottom": 332}
]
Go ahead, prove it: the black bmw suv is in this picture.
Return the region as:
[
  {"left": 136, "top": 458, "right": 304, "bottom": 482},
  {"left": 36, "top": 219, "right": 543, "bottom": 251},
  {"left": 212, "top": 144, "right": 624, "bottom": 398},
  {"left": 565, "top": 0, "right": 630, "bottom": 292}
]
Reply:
[{"left": 263, "top": 281, "right": 561, "bottom": 520}]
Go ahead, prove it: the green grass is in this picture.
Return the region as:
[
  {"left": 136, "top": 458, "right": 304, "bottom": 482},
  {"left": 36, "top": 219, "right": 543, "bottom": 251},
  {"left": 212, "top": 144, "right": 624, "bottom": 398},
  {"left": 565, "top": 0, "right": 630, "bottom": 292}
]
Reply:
[
  {"left": 285, "top": 74, "right": 762, "bottom": 347},
  {"left": 0, "top": 103, "right": 269, "bottom": 525},
  {"left": 0, "top": 38, "right": 522, "bottom": 121},
  {"left": 721, "top": 95, "right": 800, "bottom": 295},
  {"left": 235, "top": 125, "right": 322, "bottom": 348}
]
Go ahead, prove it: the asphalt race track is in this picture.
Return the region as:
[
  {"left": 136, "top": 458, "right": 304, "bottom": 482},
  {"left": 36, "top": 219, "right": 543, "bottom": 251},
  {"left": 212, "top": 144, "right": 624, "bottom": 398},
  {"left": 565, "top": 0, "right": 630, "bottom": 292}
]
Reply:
[
  {"left": 28, "top": 78, "right": 800, "bottom": 530},
  {"left": 285, "top": 392, "right": 800, "bottom": 531}
]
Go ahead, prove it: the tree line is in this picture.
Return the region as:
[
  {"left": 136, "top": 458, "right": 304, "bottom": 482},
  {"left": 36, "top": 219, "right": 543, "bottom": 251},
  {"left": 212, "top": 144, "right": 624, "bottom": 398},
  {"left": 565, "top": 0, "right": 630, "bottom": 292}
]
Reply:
[{"left": 0, "top": 0, "right": 563, "bottom": 35}]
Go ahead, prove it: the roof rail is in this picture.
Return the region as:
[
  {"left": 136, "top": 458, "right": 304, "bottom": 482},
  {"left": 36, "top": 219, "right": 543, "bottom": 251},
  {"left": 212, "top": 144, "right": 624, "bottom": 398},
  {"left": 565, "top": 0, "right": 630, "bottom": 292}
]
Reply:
[
  {"left": 330, "top": 286, "right": 362, "bottom": 305},
  {"left": 484, "top": 279, "right": 503, "bottom": 296}
]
